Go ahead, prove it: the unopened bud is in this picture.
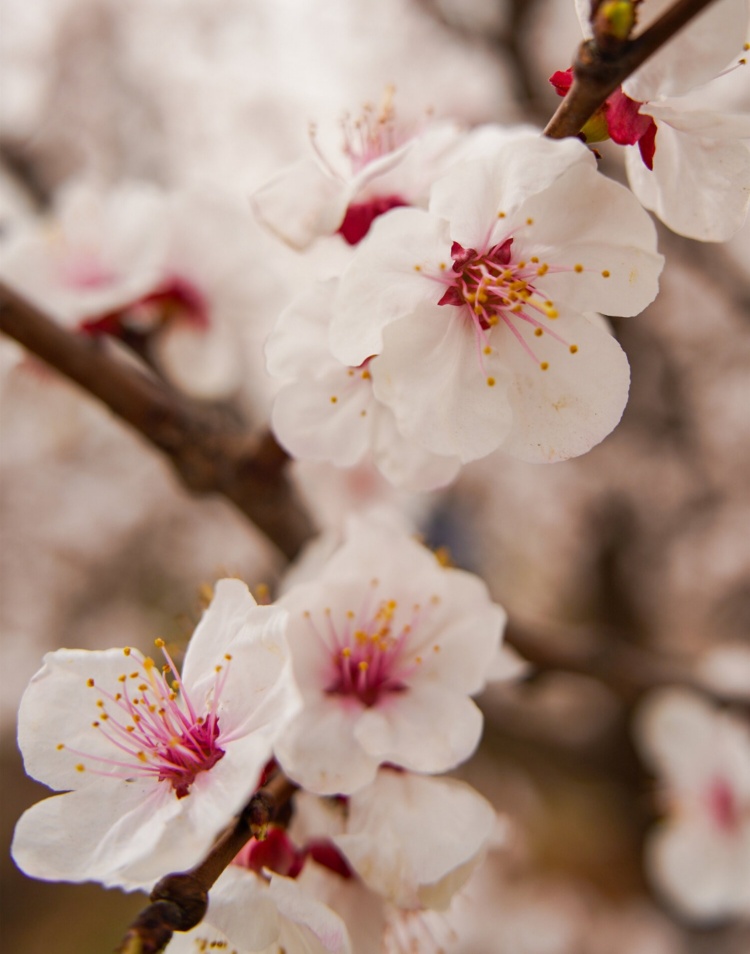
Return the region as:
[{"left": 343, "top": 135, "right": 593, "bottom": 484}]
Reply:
[{"left": 594, "top": 0, "right": 637, "bottom": 43}]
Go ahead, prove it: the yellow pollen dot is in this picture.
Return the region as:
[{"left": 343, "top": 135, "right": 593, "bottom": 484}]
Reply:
[
  {"left": 744, "top": 42, "right": 749, "bottom": 49},
  {"left": 741, "top": 57, "right": 748, "bottom": 64},
  {"left": 536, "top": 264, "right": 549, "bottom": 276},
  {"left": 526, "top": 218, "right": 533, "bottom": 225},
  {"left": 483, "top": 345, "right": 492, "bottom": 355},
  {"left": 534, "top": 328, "right": 543, "bottom": 337},
  {"left": 486, "top": 376, "right": 496, "bottom": 387},
  {"left": 433, "top": 645, "right": 440, "bottom": 652},
  {"left": 172, "top": 680, "right": 179, "bottom": 691},
  {"left": 162, "top": 664, "right": 169, "bottom": 673},
  {"left": 358, "top": 661, "right": 369, "bottom": 672},
  {"left": 570, "top": 344, "right": 579, "bottom": 354},
  {"left": 361, "top": 369, "right": 371, "bottom": 380},
  {"left": 415, "top": 656, "right": 423, "bottom": 664},
  {"left": 330, "top": 396, "right": 338, "bottom": 404},
  {"left": 601, "top": 269, "right": 610, "bottom": 278},
  {"left": 413, "top": 264, "right": 421, "bottom": 272},
  {"left": 215, "top": 665, "right": 223, "bottom": 673},
  {"left": 56, "top": 743, "right": 65, "bottom": 750},
  {"left": 360, "top": 410, "right": 367, "bottom": 417},
  {"left": 497, "top": 211, "right": 506, "bottom": 218},
  {"left": 487, "top": 314, "right": 499, "bottom": 325},
  {"left": 540, "top": 361, "right": 549, "bottom": 371},
  {"left": 169, "top": 692, "right": 176, "bottom": 701},
  {"left": 92, "top": 721, "right": 100, "bottom": 728},
  {"left": 517, "top": 262, "right": 526, "bottom": 269},
  {"left": 114, "top": 693, "right": 122, "bottom": 701},
  {"left": 76, "top": 764, "right": 85, "bottom": 772},
  {"left": 510, "top": 304, "right": 522, "bottom": 314},
  {"left": 101, "top": 713, "right": 109, "bottom": 721},
  {"left": 133, "top": 699, "right": 140, "bottom": 706},
  {"left": 224, "top": 653, "right": 232, "bottom": 661},
  {"left": 303, "top": 610, "right": 311, "bottom": 618},
  {"left": 154, "top": 638, "right": 165, "bottom": 648},
  {"left": 342, "top": 647, "right": 352, "bottom": 658},
  {"left": 430, "top": 594, "right": 441, "bottom": 604},
  {"left": 130, "top": 670, "right": 139, "bottom": 678},
  {"left": 138, "top": 683, "right": 148, "bottom": 692},
  {"left": 86, "top": 678, "right": 95, "bottom": 687},
  {"left": 439, "top": 262, "right": 447, "bottom": 270},
  {"left": 123, "top": 647, "right": 131, "bottom": 656},
  {"left": 96, "top": 700, "right": 104, "bottom": 707},
  {"left": 126, "top": 725, "right": 135, "bottom": 733},
  {"left": 546, "top": 307, "right": 559, "bottom": 319},
  {"left": 137, "top": 752, "right": 147, "bottom": 763},
  {"left": 574, "top": 264, "right": 584, "bottom": 273},
  {"left": 530, "top": 256, "right": 539, "bottom": 264},
  {"left": 346, "top": 610, "right": 355, "bottom": 618}
]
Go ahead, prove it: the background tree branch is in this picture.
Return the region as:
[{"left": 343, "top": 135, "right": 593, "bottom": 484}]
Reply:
[{"left": 0, "top": 280, "right": 315, "bottom": 561}]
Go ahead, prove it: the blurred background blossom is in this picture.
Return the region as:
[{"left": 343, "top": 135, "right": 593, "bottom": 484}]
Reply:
[{"left": 2, "top": 0, "right": 750, "bottom": 951}]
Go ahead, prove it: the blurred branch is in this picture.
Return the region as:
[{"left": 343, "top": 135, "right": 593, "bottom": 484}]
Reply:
[
  {"left": 116, "top": 772, "right": 298, "bottom": 954},
  {"left": 0, "top": 280, "right": 315, "bottom": 561},
  {"left": 544, "top": 0, "right": 720, "bottom": 139},
  {"left": 505, "top": 620, "right": 695, "bottom": 703}
]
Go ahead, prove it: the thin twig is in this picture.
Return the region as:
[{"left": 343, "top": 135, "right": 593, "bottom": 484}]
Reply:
[
  {"left": 115, "top": 773, "right": 298, "bottom": 954},
  {"left": 0, "top": 280, "right": 315, "bottom": 561},
  {"left": 544, "top": 0, "right": 720, "bottom": 139}
]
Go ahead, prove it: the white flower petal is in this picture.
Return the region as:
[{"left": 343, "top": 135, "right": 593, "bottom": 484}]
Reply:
[
  {"left": 519, "top": 160, "right": 663, "bottom": 316},
  {"left": 270, "top": 874, "right": 352, "bottom": 954},
  {"left": 331, "top": 208, "right": 451, "bottom": 366},
  {"left": 274, "top": 700, "right": 378, "bottom": 796},
  {"left": 205, "top": 867, "right": 281, "bottom": 951},
  {"left": 334, "top": 772, "right": 495, "bottom": 909},
  {"left": 370, "top": 408, "right": 461, "bottom": 491},
  {"left": 428, "top": 136, "right": 594, "bottom": 248},
  {"left": 354, "top": 687, "right": 484, "bottom": 774},
  {"left": 251, "top": 158, "right": 351, "bottom": 250},
  {"left": 266, "top": 279, "right": 340, "bottom": 381},
  {"left": 626, "top": 118, "right": 750, "bottom": 241},
  {"left": 498, "top": 308, "right": 631, "bottom": 462},
  {"left": 372, "top": 306, "right": 514, "bottom": 462}
]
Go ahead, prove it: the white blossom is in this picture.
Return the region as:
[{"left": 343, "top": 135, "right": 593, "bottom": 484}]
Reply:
[
  {"left": 331, "top": 134, "right": 662, "bottom": 464},
  {"left": 274, "top": 514, "right": 506, "bottom": 795},
  {"left": 635, "top": 688, "right": 750, "bottom": 921},
  {"left": 12, "top": 580, "right": 295, "bottom": 890}
]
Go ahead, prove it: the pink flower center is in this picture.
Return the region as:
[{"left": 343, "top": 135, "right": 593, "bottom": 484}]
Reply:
[
  {"left": 434, "top": 237, "right": 577, "bottom": 377},
  {"left": 303, "top": 584, "right": 440, "bottom": 708},
  {"left": 707, "top": 778, "right": 740, "bottom": 833},
  {"left": 79, "top": 276, "right": 209, "bottom": 339},
  {"left": 60, "top": 642, "right": 229, "bottom": 799}
]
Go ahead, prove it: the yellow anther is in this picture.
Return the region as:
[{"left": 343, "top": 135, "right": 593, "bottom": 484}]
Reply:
[
  {"left": 546, "top": 307, "right": 559, "bottom": 319},
  {"left": 483, "top": 345, "right": 492, "bottom": 355},
  {"left": 360, "top": 409, "right": 367, "bottom": 417},
  {"left": 358, "top": 661, "right": 369, "bottom": 672},
  {"left": 415, "top": 656, "right": 423, "bottom": 664},
  {"left": 155, "top": 638, "right": 165, "bottom": 648},
  {"left": 133, "top": 713, "right": 141, "bottom": 723},
  {"left": 413, "top": 264, "right": 421, "bottom": 272},
  {"left": 86, "top": 678, "right": 95, "bottom": 688},
  {"left": 137, "top": 752, "right": 147, "bottom": 763},
  {"left": 486, "top": 376, "right": 496, "bottom": 387},
  {"left": 138, "top": 683, "right": 148, "bottom": 692},
  {"left": 439, "top": 262, "right": 447, "bottom": 270},
  {"left": 530, "top": 256, "right": 539, "bottom": 264},
  {"left": 114, "top": 693, "right": 122, "bottom": 701},
  {"left": 536, "top": 264, "right": 549, "bottom": 276},
  {"left": 526, "top": 218, "right": 533, "bottom": 225},
  {"left": 76, "top": 763, "right": 85, "bottom": 772},
  {"left": 342, "top": 647, "right": 352, "bottom": 658},
  {"left": 510, "top": 304, "right": 522, "bottom": 314},
  {"left": 433, "top": 645, "right": 441, "bottom": 652},
  {"left": 330, "top": 396, "right": 338, "bottom": 404},
  {"left": 224, "top": 653, "right": 233, "bottom": 661},
  {"left": 361, "top": 369, "right": 371, "bottom": 380},
  {"left": 601, "top": 269, "right": 610, "bottom": 278},
  {"left": 56, "top": 743, "right": 65, "bottom": 750},
  {"left": 574, "top": 264, "right": 584, "bottom": 273},
  {"left": 215, "top": 665, "right": 222, "bottom": 673},
  {"left": 92, "top": 721, "right": 100, "bottom": 728},
  {"left": 487, "top": 314, "right": 499, "bottom": 325},
  {"left": 534, "top": 328, "right": 543, "bottom": 337},
  {"left": 497, "top": 211, "right": 506, "bottom": 218},
  {"left": 123, "top": 647, "right": 131, "bottom": 656},
  {"left": 172, "top": 680, "right": 179, "bottom": 691},
  {"left": 540, "top": 361, "right": 550, "bottom": 371},
  {"left": 126, "top": 725, "right": 135, "bottom": 733},
  {"left": 569, "top": 344, "right": 579, "bottom": 354},
  {"left": 347, "top": 369, "right": 355, "bottom": 377}
]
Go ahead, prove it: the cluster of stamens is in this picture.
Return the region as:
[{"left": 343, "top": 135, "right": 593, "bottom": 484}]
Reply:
[
  {"left": 58, "top": 641, "right": 230, "bottom": 798},
  {"left": 304, "top": 580, "right": 441, "bottom": 708},
  {"left": 432, "top": 233, "right": 587, "bottom": 381}
]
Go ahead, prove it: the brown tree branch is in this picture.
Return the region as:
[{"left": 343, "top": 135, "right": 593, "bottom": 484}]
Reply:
[
  {"left": 544, "top": 0, "right": 720, "bottom": 139},
  {"left": 0, "top": 280, "right": 316, "bottom": 561},
  {"left": 116, "top": 773, "right": 298, "bottom": 954}
]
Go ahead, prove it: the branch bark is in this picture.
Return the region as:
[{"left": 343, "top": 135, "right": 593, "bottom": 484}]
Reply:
[
  {"left": 544, "top": 0, "right": 720, "bottom": 139},
  {"left": 0, "top": 280, "right": 315, "bottom": 561}
]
